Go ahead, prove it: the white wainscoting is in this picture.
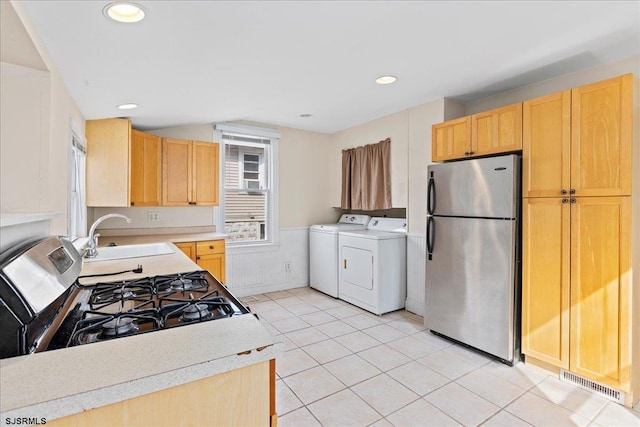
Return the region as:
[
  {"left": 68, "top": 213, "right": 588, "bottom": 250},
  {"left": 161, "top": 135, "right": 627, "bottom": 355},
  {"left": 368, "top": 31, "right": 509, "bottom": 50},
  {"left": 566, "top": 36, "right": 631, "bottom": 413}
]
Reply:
[
  {"left": 406, "top": 233, "right": 426, "bottom": 316},
  {"left": 225, "top": 227, "right": 309, "bottom": 297}
]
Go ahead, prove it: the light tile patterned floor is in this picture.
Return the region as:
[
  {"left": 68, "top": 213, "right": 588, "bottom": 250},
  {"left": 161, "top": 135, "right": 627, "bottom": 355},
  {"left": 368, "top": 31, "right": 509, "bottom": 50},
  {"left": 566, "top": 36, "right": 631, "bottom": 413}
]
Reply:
[{"left": 241, "top": 287, "right": 640, "bottom": 427}]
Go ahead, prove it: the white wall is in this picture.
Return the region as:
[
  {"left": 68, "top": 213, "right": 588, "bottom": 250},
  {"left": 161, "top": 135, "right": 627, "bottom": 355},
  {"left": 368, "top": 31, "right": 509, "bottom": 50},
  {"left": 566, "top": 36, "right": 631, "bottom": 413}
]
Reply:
[
  {"left": 1, "top": 1, "right": 85, "bottom": 238},
  {"left": 329, "top": 110, "right": 409, "bottom": 208},
  {"left": 466, "top": 54, "right": 640, "bottom": 114}
]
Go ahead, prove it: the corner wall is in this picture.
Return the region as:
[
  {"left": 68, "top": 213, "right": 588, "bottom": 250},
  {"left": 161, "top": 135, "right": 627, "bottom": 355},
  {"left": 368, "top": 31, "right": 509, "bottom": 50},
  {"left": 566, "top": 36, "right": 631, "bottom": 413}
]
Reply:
[{"left": 1, "top": 1, "right": 85, "bottom": 238}]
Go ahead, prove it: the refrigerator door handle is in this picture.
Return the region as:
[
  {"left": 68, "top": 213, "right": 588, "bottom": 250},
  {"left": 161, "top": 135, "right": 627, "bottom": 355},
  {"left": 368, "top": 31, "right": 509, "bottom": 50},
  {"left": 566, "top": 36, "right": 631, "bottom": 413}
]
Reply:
[
  {"left": 427, "top": 176, "right": 436, "bottom": 215},
  {"left": 426, "top": 216, "right": 435, "bottom": 259}
]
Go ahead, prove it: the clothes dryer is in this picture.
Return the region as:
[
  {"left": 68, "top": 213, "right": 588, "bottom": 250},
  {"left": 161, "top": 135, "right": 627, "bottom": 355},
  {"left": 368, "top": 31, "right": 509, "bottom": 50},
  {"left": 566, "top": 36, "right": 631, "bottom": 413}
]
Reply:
[
  {"left": 338, "top": 217, "right": 407, "bottom": 314},
  {"left": 309, "top": 214, "right": 370, "bottom": 297}
]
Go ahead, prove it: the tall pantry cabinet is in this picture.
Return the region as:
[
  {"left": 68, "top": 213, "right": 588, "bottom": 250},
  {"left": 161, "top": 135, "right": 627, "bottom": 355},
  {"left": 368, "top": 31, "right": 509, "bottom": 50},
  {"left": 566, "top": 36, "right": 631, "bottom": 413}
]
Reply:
[{"left": 521, "top": 74, "right": 638, "bottom": 406}]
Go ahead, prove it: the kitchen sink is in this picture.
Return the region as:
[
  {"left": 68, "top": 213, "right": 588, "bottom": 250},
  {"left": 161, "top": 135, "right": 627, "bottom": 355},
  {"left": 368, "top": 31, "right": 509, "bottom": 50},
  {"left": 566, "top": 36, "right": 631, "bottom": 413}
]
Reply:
[{"left": 83, "top": 242, "right": 175, "bottom": 263}]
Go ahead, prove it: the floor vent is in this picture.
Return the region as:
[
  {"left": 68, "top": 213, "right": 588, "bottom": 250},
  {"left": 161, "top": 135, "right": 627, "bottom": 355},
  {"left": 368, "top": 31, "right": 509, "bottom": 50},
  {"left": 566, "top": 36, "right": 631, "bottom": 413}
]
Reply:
[{"left": 560, "top": 370, "right": 625, "bottom": 405}]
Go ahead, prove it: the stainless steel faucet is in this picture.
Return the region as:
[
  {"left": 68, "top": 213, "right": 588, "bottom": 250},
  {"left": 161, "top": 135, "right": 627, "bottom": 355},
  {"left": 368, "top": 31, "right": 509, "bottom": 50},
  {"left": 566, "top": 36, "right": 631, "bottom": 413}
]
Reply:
[{"left": 84, "top": 214, "right": 131, "bottom": 258}]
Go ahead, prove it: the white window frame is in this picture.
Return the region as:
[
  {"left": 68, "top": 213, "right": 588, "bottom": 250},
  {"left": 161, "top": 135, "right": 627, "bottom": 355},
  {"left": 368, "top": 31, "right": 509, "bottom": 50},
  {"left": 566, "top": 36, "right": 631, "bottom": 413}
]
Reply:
[
  {"left": 214, "top": 123, "right": 280, "bottom": 249},
  {"left": 68, "top": 119, "right": 87, "bottom": 240},
  {"left": 240, "top": 151, "right": 264, "bottom": 190}
]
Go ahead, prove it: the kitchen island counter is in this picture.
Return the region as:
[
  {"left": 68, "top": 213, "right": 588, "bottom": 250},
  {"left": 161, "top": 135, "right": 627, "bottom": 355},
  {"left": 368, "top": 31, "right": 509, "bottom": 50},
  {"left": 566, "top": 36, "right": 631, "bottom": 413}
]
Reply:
[{"left": 0, "top": 248, "right": 282, "bottom": 423}]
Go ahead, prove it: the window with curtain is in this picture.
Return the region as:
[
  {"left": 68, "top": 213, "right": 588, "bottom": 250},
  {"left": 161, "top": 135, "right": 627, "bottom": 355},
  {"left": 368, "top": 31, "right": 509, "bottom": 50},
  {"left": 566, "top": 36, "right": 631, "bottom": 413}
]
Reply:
[
  {"left": 341, "top": 138, "right": 392, "bottom": 210},
  {"left": 69, "top": 132, "right": 87, "bottom": 239}
]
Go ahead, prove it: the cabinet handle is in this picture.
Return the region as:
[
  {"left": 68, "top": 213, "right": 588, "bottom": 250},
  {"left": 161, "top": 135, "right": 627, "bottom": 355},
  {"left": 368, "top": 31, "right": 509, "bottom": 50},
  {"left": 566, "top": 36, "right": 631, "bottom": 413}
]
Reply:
[
  {"left": 570, "top": 198, "right": 576, "bottom": 203},
  {"left": 209, "top": 245, "right": 214, "bottom": 249},
  {"left": 189, "top": 201, "right": 196, "bottom": 205},
  {"left": 343, "top": 259, "right": 347, "bottom": 269},
  {"left": 196, "top": 256, "right": 201, "bottom": 260},
  {"left": 570, "top": 189, "right": 576, "bottom": 194},
  {"left": 130, "top": 202, "right": 135, "bottom": 206},
  {"left": 464, "top": 152, "right": 470, "bottom": 156},
  {"left": 562, "top": 198, "right": 569, "bottom": 204},
  {"left": 469, "top": 151, "right": 475, "bottom": 155},
  {"left": 561, "top": 189, "right": 568, "bottom": 195}
]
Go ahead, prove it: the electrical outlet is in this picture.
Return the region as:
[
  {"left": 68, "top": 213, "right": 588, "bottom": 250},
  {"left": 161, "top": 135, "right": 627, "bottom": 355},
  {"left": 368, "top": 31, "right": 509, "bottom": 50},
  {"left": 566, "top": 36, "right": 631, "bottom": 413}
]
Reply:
[
  {"left": 285, "top": 261, "right": 292, "bottom": 272},
  {"left": 148, "top": 212, "right": 160, "bottom": 222}
]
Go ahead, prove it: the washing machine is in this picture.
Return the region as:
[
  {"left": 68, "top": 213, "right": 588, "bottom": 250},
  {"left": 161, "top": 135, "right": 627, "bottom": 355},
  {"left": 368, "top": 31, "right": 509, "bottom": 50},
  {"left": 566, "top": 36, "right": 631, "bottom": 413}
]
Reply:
[
  {"left": 309, "top": 214, "right": 371, "bottom": 297},
  {"left": 338, "top": 217, "right": 407, "bottom": 314}
]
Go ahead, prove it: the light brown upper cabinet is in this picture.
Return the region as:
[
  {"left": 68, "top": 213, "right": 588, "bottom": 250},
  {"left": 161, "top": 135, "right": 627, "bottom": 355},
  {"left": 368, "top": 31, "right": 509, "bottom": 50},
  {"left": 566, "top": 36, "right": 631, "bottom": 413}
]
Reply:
[
  {"left": 86, "top": 118, "right": 132, "bottom": 207},
  {"left": 522, "top": 90, "right": 572, "bottom": 198},
  {"left": 162, "top": 138, "right": 219, "bottom": 206},
  {"left": 471, "top": 103, "right": 522, "bottom": 157},
  {"left": 571, "top": 74, "right": 632, "bottom": 197},
  {"left": 431, "top": 116, "right": 472, "bottom": 162},
  {"left": 130, "top": 130, "right": 162, "bottom": 206},
  {"left": 431, "top": 103, "right": 522, "bottom": 162},
  {"left": 86, "top": 119, "right": 163, "bottom": 207},
  {"left": 523, "top": 74, "right": 632, "bottom": 198}
]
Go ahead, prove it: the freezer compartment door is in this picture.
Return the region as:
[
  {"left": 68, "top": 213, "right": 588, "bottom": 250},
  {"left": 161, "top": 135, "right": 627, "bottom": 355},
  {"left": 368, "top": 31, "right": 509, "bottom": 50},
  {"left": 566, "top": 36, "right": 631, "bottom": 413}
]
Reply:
[
  {"left": 427, "top": 154, "right": 518, "bottom": 218},
  {"left": 425, "top": 216, "right": 517, "bottom": 361}
]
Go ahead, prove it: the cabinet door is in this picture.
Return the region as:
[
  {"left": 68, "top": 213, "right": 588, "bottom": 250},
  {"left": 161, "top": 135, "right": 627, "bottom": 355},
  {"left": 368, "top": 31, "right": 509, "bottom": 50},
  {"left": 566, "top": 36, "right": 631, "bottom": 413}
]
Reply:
[
  {"left": 569, "top": 196, "right": 631, "bottom": 390},
  {"left": 174, "top": 242, "right": 196, "bottom": 261},
  {"left": 162, "top": 138, "right": 192, "bottom": 206},
  {"left": 522, "top": 91, "right": 571, "bottom": 198},
  {"left": 192, "top": 142, "right": 219, "bottom": 206},
  {"left": 521, "top": 198, "right": 570, "bottom": 368},
  {"left": 431, "top": 117, "right": 471, "bottom": 162},
  {"left": 197, "top": 254, "right": 226, "bottom": 283},
  {"left": 571, "top": 74, "right": 632, "bottom": 197},
  {"left": 472, "top": 103, "right": 522, "bottom": 157},
  {"left": 131, "top": 130, "right": 162, "bottom": 206},
  {"left": 86, "top": 118, "right": 131, "bottom": 207}
]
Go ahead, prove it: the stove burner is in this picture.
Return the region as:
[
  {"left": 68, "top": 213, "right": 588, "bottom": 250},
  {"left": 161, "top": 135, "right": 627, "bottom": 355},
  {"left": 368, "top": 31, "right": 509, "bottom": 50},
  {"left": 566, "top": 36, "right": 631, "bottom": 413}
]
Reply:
[
  {"left": 101, "top": 317, "right": 137, "bottom": 337},
  {"left": 170, "top": 278, "right": 195, "bottom": 291},
  {"left": 180, "top": 303, "right": 211, "bottom": 321}
]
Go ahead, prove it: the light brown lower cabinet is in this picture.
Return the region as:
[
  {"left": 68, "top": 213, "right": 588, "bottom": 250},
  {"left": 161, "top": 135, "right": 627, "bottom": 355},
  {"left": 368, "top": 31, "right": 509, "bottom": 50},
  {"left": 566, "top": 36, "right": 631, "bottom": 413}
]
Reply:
[
  {"left": 175, "top": 239, "right": 225, "bottom": 283},
  {"left": 47, "top": 360, "right": 276, "bottom": 427},
  {"left": 522, "top": 196, "right": 636, "bottom": 405}
]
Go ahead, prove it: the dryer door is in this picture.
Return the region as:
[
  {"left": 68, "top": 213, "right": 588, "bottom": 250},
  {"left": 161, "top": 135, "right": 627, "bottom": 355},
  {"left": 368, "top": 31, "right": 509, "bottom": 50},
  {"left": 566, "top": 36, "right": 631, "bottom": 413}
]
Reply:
[{"left": 341, "top": 245, "right": 373, "bottom": 290}]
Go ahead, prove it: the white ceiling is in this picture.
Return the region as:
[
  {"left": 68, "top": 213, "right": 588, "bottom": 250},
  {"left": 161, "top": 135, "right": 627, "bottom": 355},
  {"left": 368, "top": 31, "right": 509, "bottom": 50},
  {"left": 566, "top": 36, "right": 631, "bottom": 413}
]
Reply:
[{"left": 19, "top": 1, "right": 640, "bottom": 134}]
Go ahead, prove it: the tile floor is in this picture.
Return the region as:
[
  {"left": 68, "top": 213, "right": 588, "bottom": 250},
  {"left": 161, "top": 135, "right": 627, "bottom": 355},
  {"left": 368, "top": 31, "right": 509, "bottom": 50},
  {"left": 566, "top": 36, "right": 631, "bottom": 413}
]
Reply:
[{"left": 241, "top": 287, "right": 640, "bottom": 427}]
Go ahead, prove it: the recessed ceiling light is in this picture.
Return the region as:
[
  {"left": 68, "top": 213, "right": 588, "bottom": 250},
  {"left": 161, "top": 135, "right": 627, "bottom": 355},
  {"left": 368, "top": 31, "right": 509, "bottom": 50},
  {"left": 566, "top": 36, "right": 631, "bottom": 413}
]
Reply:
[
  {"left": 103, "top": 2, "right": 146, "bottom": 23},
  {"left": 300, "top": 114, "right": 312, "bottom": 118},
  {"left": 117, "top": 103, "right": 138, "bottom": 110},
  {"left": 376, "top": 75, "right": 397, "bottom": 85}
]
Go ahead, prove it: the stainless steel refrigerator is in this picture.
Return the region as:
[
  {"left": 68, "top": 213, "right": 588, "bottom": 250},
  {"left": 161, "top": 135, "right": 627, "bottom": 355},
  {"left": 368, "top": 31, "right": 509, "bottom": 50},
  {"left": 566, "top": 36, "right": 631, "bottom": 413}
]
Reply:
[{"left": 425, "top": 154, "right": 520, "bottom": 364}]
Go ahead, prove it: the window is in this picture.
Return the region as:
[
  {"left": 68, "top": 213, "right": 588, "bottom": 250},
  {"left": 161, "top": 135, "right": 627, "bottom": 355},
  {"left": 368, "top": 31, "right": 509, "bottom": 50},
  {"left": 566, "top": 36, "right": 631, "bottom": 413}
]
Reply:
[
  {"left": 68, "top": 126, "right": 87, "bottom": 239},
  {"left": 215, "top": 123, "right": 279, "bottom": 245}
]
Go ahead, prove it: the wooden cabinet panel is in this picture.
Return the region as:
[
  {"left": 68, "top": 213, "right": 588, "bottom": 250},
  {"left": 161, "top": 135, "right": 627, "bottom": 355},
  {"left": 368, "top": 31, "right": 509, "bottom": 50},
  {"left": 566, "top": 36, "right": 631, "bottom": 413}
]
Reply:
[
  {"left": 47, "top": 361, "right": 272, "bottom": 427},
  {"left": 569, "top": 196, "right": 631, "bottom": 390},
  {"left": 522, "top": 91, "right": 571, "bottom": 198},
  {"left": 196, "top": 240, "right": 225, "bottom": 255},
  {"left": 197, "top": 253, "right": 226, "bottom": 283},
  {"left": 193, "top": 141, "right": 219, "bottom": 205},
  {"left": 176, "top": 240, "right": 226, "bottom": 283},
  {"left": 521, "top": 198, "right": 570, "bottom": 368},
  {"left": 162, "top": 138, "right": 192, "bottom": 206},
  {"left": 430, "top": 104, "right": 522, "bottom": 162},
  {"left": 131, "top": 130, "right": 162, "bottom": 206},
  {"left": 571, "top": 74, "right": 632, "bottom": 197},
  {"left": 472, "top": 103, "right": 522, "bottom": 157},
  {"left": 174, "top": 242, "right": 196, "bottom": 261},
  {"left": 86, "top": 118, "right": 131, "bottom": 207},
  {"left": 162, "top": 139, "right": 219, "bottom": 206},
  {"left": 431, "top": 116, "right": 471, "bottom": 162}
]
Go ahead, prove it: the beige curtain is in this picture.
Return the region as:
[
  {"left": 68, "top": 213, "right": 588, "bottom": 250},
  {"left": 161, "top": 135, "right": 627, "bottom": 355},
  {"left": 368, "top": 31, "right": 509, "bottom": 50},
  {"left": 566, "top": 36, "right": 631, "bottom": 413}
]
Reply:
[
  {"left": 341, "top": 138, "right": 391, "bottom": 210},
  {"left": 341, "top": 149, "right": 352, "bottom": 209}
]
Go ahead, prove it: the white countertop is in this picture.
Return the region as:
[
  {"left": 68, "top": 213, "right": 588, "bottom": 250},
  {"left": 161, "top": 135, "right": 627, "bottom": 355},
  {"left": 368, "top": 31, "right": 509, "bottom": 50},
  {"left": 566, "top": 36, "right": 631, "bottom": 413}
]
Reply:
[{"left": 0, "top": 247, "right": 282, "bottom": 422}]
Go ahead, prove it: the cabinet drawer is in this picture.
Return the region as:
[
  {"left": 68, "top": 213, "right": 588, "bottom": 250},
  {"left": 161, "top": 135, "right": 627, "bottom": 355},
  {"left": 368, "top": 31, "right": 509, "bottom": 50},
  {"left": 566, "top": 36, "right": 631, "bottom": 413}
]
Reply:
[{"left": 196, "top": 240, "right": 225, "bottom": 255}]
